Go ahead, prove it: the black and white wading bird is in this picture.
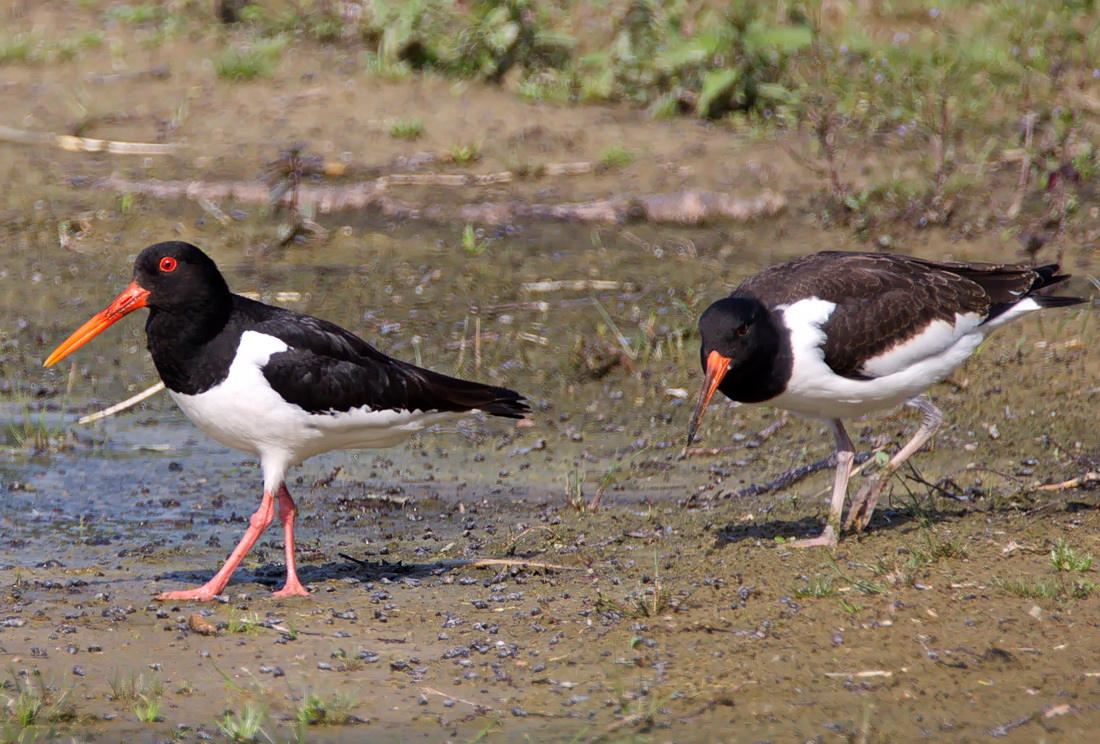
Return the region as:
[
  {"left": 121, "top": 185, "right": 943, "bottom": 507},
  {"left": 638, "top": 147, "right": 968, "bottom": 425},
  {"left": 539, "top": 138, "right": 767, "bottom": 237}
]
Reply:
[
  {"left": 685, "top": 251, "right": 1085, "bottom": 547},
  {"left": 45, "top": 241, "right": 530, "bottom": 601}
]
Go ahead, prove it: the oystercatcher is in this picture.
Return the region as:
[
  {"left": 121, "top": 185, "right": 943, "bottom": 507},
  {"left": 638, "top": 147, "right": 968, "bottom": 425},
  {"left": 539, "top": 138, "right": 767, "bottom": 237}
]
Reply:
[
  {"left": 686, "top": 251, "right": 1085, "bottom": 547},
  {"left": 44, "top": 241, "right": 530, "bottom": 600}
]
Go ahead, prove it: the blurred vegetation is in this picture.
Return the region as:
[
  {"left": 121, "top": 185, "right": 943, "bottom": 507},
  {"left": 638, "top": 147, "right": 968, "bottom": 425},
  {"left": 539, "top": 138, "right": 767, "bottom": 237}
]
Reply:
[
  {"left": 21, "top": 2, "right": 1098, "bottom": 133},
  {"left": 212, "top": 0, "right": 1100, "bottom": 230},
  {"left": 203, "top": 0, "right": 1100, "bottom": 128},
  {"left": 4, "top": 0, "right": 1099, "bottom": 238}
]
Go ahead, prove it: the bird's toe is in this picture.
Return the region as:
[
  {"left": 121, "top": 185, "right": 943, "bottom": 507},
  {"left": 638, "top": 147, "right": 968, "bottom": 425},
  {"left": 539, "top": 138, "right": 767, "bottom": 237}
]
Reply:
[
  {"left": 272, "top": 582, "right": 310, "bottom": 598},
  {"left": 156, "top": 587, "right": 222, "bottom": 602}
]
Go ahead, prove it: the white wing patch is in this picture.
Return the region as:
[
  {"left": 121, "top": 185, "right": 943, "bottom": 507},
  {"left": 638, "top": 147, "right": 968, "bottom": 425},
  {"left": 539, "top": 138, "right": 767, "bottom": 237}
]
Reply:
[{"left": 860, "top": 312, "right": 983, "bottom": 377}]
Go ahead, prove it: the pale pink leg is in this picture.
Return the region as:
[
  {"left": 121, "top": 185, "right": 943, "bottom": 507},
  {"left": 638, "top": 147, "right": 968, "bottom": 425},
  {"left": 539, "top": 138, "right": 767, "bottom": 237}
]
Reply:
[
  {"left": 790, "top": 420, "right": 852, "bottom": 549},
  {"left": 272, "top": 484, "right": 309, "bottom": 598},
  {"left": 157, "top": 489, "right": 275, "bottom": 602},
  {"left": 845, "top": 397, "right": 944, "bottom": 532}
]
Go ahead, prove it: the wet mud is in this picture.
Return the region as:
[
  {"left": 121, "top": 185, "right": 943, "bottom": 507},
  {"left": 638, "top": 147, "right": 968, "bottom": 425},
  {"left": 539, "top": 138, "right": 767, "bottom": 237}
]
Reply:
[{"left": 1, "top": 5, "right": 1099, "bottom": 743}]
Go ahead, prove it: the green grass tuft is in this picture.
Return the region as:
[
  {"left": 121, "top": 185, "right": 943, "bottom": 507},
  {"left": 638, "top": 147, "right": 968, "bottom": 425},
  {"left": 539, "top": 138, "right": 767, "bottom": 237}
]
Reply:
[
  {"left": 388, "top": 118, "right": 424, "bottom": 140},
  {"left": 448, "top": 142, "right": 482, "bottom": 165},
  {"left": 225, "top": 608, "right": 263, "bottom": 634},
  {"left": 132, "top": 693, "right": 162, "bottom": 723},
  {"left": 3, "top": 668, "right": 76, "bottom": 727},
  {"left": 295, "top": 692, "right": 359, "bottom": 726},
  {"left": 1050, "top": 539, "right": 1093, "bottom": 573},
  {"left": 793, "top": 576, "right": 836, "bottom": 599},
  {"left": 599, "top": 143, "right": 635, "bottom": 170},
  {"left": 218, "top": 703, "right": 268, "bottom": 742},
  {"left": 214, "top": 36, "right": 288, "bottom": 81}
]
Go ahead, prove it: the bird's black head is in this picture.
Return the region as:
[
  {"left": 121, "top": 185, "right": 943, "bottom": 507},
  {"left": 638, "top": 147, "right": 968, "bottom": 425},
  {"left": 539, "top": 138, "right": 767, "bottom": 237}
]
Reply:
[
  {"left": 697, "top": 296, "right": 766, "bottom": 365},
  {"left": 44, "top": 241, "right": 231, "bottom": 367},
  {"left": 132, "top": 241, "right": 230, "bottom": 312},
  {"left": 685, "top": 295, "right": 773, "bottom": 449}
]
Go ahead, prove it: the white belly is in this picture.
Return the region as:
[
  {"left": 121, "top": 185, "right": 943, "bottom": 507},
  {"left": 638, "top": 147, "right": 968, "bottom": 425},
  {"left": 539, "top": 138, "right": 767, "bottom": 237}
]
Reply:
[{"left": 169, "top": 330, "right": 466, "bottom": 467}]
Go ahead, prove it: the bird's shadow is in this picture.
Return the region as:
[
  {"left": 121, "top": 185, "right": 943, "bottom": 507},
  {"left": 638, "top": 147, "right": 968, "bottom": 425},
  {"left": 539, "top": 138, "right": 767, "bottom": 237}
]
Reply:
[
  {"left": 156, "top": 554, "right": 523, "bottom": 593},
  {"left": 711, "top": 505, "right": 932, "bottom": 548}
]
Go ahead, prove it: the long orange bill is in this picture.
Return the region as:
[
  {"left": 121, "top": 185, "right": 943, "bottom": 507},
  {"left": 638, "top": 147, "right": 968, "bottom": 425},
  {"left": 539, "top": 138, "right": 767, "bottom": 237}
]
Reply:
[
  {"left": 43, "top": 281, "right": 150, "bottom": 367},
  {"left": 685, "top": 350, "right": 732, "bottom": 449}
]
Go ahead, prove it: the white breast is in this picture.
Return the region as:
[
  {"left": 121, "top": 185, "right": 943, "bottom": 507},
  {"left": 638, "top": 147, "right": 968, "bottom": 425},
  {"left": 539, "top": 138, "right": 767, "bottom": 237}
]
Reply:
[
  {"left": 169, "top": 330, "right": 468, "bottom": 467},
  {"left": 169, "top": 331, "right": 311, "bottom": 461}
]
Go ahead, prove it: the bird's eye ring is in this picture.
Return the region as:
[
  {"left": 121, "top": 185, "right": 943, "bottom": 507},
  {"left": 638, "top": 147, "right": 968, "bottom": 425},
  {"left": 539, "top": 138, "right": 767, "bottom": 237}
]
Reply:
[{"left": 159, "top": 257, "right": 178, "bottom": 272}]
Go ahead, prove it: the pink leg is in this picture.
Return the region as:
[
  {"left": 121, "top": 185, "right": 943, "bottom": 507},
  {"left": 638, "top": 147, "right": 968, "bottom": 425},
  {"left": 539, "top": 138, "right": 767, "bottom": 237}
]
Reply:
[
  {"left": 157, "top": 489, "right": 275, "bottom": 602},
  {"left": 789, "top": 420, "right": 852, "bottom": 549},
  {"left": 845, "top": 397, "right": 944, "bottom": 532},
  {"left": 272, "top": 484, "right": 309, "bottom": 598}
]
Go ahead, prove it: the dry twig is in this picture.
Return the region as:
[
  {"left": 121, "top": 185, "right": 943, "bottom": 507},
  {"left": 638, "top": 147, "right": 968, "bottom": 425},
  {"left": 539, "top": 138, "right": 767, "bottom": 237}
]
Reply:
[{"left": 0, "top": 124, "right": 181, "bottom": 155}]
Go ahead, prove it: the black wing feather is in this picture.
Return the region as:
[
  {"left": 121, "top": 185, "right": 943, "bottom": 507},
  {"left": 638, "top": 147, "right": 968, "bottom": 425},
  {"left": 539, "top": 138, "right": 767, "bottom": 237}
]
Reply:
[
  {"left": 738, "top": 252, "right": 1082, "bottom": 378},
  {"left": 235, "top": 297, "right": 529, "bottom": 418}
]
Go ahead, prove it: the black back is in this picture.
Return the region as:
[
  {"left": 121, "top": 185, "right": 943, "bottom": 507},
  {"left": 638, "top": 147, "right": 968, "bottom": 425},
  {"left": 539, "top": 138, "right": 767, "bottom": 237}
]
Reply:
[
  {"left": 734, "top": 251, "right": 1082, "bottom": 378},
  {"left": 136, "top": 242, "right": 529, "bottom": 419},
  {"left": 252, "top": 301, "right": 529, "bottom": 417}
]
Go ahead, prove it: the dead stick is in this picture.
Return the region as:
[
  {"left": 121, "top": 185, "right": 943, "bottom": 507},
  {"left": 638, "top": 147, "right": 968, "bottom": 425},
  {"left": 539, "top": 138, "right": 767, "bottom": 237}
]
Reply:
[
  {"left": 433, "top": 557, "right": 580, "bottom": 571},
  {"left": 339, "top": 553, "right": 580, "bottom": 571},
  {"left": 420, "top": 686, "right": 489, "bottom": 710},
  {"left": 78, "top": 382, "right": 165, "bottom": 424},
  {"left": 586, "top": 712, "right": 650, "bottom": 744},
  {"left": 0, "top": 124, "right": 180, "bottom": 155},
  {"left": 90, "top": 175, "right": 786, "bottom": 226},
  {"left": 1034, "top": 472, "right": 1100, "bottom": 491},
  {"left": 718, "top": 451, "right": 876, "bottom": 500},
  {"left": 1006, "top": 111, "right": 1036, "bottom": 220}
]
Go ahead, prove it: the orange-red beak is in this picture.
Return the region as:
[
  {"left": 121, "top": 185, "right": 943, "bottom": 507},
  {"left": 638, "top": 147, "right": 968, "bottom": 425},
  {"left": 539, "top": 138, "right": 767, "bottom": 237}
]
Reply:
[
  {"left": 685, "top": 350, "right": 732, "bottom": 449},
  {"left": 43, "top": 281, "right": 150, "bottom": 367}
]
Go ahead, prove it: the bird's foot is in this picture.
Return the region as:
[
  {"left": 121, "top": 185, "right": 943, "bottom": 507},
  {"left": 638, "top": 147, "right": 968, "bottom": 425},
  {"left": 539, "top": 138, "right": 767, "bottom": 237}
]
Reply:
[
  {"left": 156, "top": 586, "right": 223, "bottom": 602},
  {"left": 786, "top": 525, "right": 838, "bottom": 549},
  {"left": 272, "top": 579, "right": 310, "bottom": 598}
]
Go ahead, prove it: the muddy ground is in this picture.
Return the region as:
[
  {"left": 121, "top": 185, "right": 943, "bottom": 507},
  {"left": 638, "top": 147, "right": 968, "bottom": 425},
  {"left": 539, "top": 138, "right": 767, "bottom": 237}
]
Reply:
[{"left": 2, "top": 4, "right": 1099, "bottom": 743}]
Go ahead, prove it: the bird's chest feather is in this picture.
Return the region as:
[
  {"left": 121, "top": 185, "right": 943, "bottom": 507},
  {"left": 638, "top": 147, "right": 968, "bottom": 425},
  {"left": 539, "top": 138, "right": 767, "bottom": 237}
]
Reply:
[{"left": 168, "top": 331, "right": 314, "bottom": 456}]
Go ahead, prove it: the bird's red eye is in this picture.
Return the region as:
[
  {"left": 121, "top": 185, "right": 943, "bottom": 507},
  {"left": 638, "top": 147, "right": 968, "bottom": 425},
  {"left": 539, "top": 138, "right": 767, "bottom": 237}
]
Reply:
[{"left": 159, "top": 257, "right": 178, "bottom": 272}]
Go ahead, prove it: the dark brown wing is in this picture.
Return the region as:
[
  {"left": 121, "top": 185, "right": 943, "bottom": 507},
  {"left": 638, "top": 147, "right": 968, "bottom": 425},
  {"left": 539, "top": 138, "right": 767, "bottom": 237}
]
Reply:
[{"left": 736, "top": 252, "right": 1066, "bottom": 378}]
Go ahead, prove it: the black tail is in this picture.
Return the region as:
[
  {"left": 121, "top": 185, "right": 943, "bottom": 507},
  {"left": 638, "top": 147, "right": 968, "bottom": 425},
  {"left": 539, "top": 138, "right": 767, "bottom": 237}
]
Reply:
[
  {"left": 1031, "top": 294, "right": 1088, "bottom": 309},
  {"left": 1027, "top": 264, "right": 1086, "bottom": 307},
  {"left": 414, "top": 366, "right": 531, "bottom": 419},
  {"left": 1030, "top": 263, "right": 1071, "bottom": 290},
  {"left": 979, "top": 263, "right": 1086, "bottom": 321}
]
